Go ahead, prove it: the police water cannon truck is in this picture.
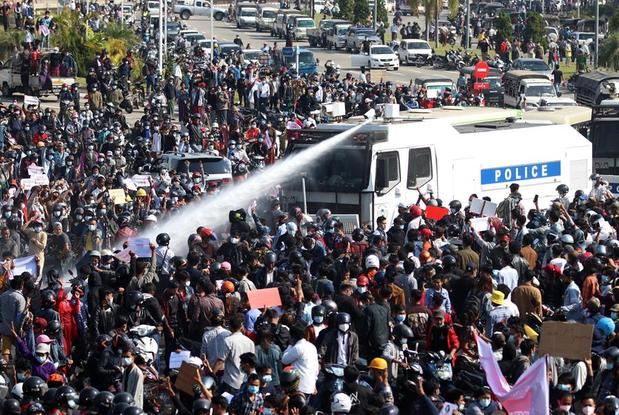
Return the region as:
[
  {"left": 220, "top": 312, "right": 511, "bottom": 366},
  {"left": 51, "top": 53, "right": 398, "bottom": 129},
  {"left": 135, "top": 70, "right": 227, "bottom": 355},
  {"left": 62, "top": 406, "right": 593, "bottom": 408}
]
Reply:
[{"left": 283, "top": 119, "right": 592, "bottom": 226}]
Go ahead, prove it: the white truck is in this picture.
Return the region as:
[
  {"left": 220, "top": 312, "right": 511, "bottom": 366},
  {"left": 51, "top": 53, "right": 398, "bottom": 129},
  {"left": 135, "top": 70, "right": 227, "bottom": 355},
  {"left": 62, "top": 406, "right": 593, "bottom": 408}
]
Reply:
[
  {"left": 174, "top": 0, "right": 228, "bottom": 20},
  {"left": 0, "top": 50, "right": 76, "bottom": 97},
  {"left": 351, "top": 45, "right": 399, "bottom": 70},
  {"left": 282, "top": 119, "right": 591, "bottom": 227}
]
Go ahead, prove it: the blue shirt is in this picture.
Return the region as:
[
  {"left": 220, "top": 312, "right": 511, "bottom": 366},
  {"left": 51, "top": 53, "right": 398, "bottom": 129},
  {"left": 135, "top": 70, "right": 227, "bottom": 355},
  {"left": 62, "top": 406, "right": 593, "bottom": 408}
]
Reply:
[{"left": 424, "top": 287, "right": 451, "bottom": 313}]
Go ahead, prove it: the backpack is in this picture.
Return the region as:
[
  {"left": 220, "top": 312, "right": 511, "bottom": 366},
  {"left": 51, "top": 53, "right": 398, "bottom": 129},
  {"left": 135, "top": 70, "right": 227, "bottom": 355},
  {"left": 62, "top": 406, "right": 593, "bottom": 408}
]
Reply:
[
  {"left": 496, "top": 196, "right": 517, "bottom": 225},
  {"left": 407, "top": 310, "right": 429, "bottom": 340}
]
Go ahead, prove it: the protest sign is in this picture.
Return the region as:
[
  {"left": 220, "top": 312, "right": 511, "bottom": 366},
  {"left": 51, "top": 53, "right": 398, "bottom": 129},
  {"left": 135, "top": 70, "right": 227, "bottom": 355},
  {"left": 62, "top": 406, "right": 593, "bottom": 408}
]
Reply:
[
  {"left": 21, "top": 178, "right": 37, "bottom": 191},
  {"left": 24, "top": 95, "right": 40, "bottom": 107},
  {"left": 28, "top": 165, "right": 44, "bottom": 176},
  {"left": 108, "top": 189, "right": 127, "bottom": 205},
  {"left": 425, "top": 206, "right": 449, "bottom": 221},
  {"left": 13, "top": 256, "right": 37, "bottom": 276},
  {"left": 175, "top": 361, "right": 199, "bottom": 395},
  {"left": 470, "top": 217, "right": 491, "bottom": 232},
  {"left": 131, "top": 174, "right": 151, "bottom": 187},
  {"left": 470, "top": 198, "right": 497, "bottom": 217},
  {"left": 247, "top": 288, "right": 282, "bottom": 309},
  {"left": 128, "top": 238, "right": 152, "bottom": 258},
  {"left": 538, "top": 321, "right": 594, "bottom": 361},
  {"left": 169, "top": 350, "right": 191, "bottom": 370}
]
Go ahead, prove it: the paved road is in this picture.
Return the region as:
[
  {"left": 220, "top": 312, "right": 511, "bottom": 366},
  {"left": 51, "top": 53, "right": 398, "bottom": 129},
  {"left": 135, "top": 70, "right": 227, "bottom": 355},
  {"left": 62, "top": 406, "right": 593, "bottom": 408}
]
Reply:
[{"left": 185, "top": 13, "right": 462, "bottom": 83}]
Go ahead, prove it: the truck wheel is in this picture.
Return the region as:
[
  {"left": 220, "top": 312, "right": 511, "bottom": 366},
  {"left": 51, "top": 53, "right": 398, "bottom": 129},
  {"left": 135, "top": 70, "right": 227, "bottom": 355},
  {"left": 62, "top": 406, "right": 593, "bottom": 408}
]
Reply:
[
  {"left": 214, "top": 12, "right": 224, "bottom": 20},
  {"left": 1, "top": 83, "right": 10, "bottom": 97},
  {"left": 180, "top": 10, "right": 191, "bottom": 19}
]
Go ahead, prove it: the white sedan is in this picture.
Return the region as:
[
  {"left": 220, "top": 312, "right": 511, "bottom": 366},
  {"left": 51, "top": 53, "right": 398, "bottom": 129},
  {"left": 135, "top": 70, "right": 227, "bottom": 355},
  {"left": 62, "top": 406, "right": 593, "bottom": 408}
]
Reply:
[{"left": 352, "top": 45, "right": 400, "bottom": 70}]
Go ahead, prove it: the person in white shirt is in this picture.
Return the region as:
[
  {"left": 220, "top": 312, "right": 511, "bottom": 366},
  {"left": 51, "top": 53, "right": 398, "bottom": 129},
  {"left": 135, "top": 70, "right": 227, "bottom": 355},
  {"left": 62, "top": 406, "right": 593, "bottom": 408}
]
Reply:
[
  {"left": 496, "top": 254, "right": 519, "bottom": 293},
  {"left": 282, "top": 323, "right": 319, "bottom": 395}
]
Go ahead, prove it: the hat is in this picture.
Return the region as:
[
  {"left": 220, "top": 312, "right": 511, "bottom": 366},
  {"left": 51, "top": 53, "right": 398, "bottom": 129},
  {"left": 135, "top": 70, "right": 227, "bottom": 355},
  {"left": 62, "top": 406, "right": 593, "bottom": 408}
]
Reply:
[
  {"left": 48, "top": 373, "right": 64, "bottom": 384},
  {"left": 100, "top": 249, "right": 113, "bottom": 257},
  {"left": 368, "top": 357, "right": 388, "bottom": 370},
  {"left": 145, "top": 214, "right": 157, "bottom": 222},
  {"left": 523, "top": 324, "right": 539, "bottom": 342},
  {"left": 34, "top": 317, "right": 47, "bottom": 328},
  {"left": 611, "top": 304, "right": 619, "bottom": 313},
  {"left": 36, "top": 334, "right": 52, "bottom": 344},
  {"left": 89, "top": 250, "right": 101, "bottom": 258},
  {"left": 221, "top": 261, "right": 231, "bottom": 271},
  {"left": 490, "top": 291, "right": 505, "bottom": 305},
  {"left": 365, "top": 254, "right": 379, "bottom": 269},
  {"left": 35, "top": 343, "right": 50, "bottom": 354},
  {"left": 433, "top": 310, "right": 445, "bottom": 319}
]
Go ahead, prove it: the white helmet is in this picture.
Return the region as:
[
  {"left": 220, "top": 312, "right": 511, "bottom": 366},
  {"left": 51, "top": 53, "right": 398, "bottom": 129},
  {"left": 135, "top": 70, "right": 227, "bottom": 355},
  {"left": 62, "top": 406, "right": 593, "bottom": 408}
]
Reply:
[
  {"left": 286, "top": 222, "right": 298, "bottom": 234},
  {"left": 365, "top": 254, "right": 379, "bottom": 269},
  {"left": 11, "top": 382, "right": 23, "bottom": 400},
  {"left": 331, "top": 393, "right": 352, "bottom": 413}
]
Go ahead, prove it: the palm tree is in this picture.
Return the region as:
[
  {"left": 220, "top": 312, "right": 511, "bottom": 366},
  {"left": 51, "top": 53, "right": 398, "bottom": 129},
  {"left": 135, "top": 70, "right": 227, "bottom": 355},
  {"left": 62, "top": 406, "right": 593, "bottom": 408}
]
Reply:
[
  {"left": 599, "top": 33, "right": 619, "bottom": 70},
  {"left": 407, "top": 0, "right": 457, "bottom": 43}
]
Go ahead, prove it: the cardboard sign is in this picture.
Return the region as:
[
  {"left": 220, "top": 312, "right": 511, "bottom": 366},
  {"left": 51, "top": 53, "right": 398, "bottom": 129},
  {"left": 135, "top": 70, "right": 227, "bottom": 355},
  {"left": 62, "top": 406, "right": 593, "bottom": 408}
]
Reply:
[
  {"left": 247, "top": 287, "right": 282, "bottom": 310},
  {"left": 470, "top": 217, "right": 491, "bottom": 232},
  {"left": 28, "top": 165, "right": 44, "bottom": 176},
  {"left": 108, "top": 188, "right": 127, "bottom": 205},
  {"left": 128, "top": 238, "right": 152, "bottom": 258},
  {"left": 131, "top": 174, "right": 151, "bottom": 187},
  {"left": 23, "top": 95, "right": 40, "bottom": 107},
  {"left": 175, "top": 361, "right": 199, "bottom": 395},
  {"left": 32, "top": 174, "right": 49, "bottom": 187},
  {"left": 425, "top": 205, "right": 449, "bottom": 221},
  {"left": 124, "top": 178, "right": 138, "bottom": 192},
  {"left": 21, "top": 178, "right": 37, "bottom": 191},
  {"left": 538, "top": 321, "right": 594, "bottom": 361},
  {"left": 470, "top": 198, "right": 497, "bottom": 217}
]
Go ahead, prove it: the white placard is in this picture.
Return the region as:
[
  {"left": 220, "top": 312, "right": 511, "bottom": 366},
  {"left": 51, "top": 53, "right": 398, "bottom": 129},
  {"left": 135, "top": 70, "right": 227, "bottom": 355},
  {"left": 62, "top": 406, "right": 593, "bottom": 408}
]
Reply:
[
  {"left": 128, "top": 238, "right": 152, "bottom": 258},
  {"left": 13, "top": 255, "right": 37, "bottom": 276},
  {"left": 169, "top": 350, "right": 191, "bottom": 369}
]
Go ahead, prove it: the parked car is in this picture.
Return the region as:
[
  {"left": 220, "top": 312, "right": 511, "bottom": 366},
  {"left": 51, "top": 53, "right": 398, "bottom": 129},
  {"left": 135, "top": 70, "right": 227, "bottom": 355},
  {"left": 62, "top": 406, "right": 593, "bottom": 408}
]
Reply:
[
  {"left": 352, "top": 45, "right": 399, "bottom": 70},
  {"left": 237, "top": 7, "right": 258, "bottom": 28},
  {"left": 174, "top": 0, "right": 227, "bottom": 20},
  {"left": 290, "top": 16, "right": 315, "bottom": 40},
  {"left": 346, "top": 27, "right": 381, "bottom": 53},
  {"left": 397, "top": 39, "right": 432, "bottom": 65},
  {"left": 218, "top": 42, "right": 242, "bottom": 58},
  {"left": 510, "top": 58, "right": 553, "bottom": 80},
  {"left": 256, "top": 7, "right": 277, "bottom": 32}
]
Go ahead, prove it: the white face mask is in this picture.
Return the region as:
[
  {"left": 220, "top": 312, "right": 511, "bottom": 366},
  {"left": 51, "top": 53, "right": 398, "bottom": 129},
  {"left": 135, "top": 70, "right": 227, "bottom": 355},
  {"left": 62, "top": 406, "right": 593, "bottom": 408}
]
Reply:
[
  {"left": 122, "top": 357, "right": 133, "bottom": 366},
  {"left": 338, "top": 323, "right": 350, "bottom": 333},
  {"left": 581, "top": 406, "right": 595, "bottom": 415},
  {"left": 559, "top": 405, "right": 571, "bottom": 413}
]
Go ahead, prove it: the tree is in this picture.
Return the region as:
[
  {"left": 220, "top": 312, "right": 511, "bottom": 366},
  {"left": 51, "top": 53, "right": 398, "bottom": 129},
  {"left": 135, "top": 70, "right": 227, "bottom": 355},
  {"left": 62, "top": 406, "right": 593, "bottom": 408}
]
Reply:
[
  {"left": 377, "top": 0, "right": 388, "bottom": 25},
  {"left": 337, "top": 0, "right": 354, "bottom": 21},
  {"left": 599, "top": 32, "right": 619, "bottom": 70},
  {"left": 408, "top": 0, "right": 437, "bottom": 41},
  {"left": 353, "top": 0, "right": 370, "bottom": 24},
  {"left": 495, "top": 11, "right": 513, "bottom": 43},
  {"left": 609, "top": 8, "right": 619, "bottom": 32},
  {"left": 523, "top": 12, "right": 545, "bottom": 46}
]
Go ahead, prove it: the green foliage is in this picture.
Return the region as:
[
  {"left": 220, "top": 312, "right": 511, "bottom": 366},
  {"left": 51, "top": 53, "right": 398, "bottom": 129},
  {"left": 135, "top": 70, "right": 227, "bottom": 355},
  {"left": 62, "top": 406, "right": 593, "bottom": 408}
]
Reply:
[
  {"left": 448, "top": 0, "right": 458, "bottom": 18},
  {"left": 495, "top": 11, "right": 513, "bottom": 43},
  {"left": 599, "top": 32, "right": 619, "bottom": 70},
  {"left": 52, "top": 10, "right": 138, "bottom": 76},
  {"left": 377, "top": 0, "right": 388, "bottom": 25},
  {"left": 353, "top": 0, "right": 371, "bottom": 24},
  {"left": 0, "top": 30, "right": 23, "bottom": 61},
  {"left": 523, "top": 12, "right": 545, "bottom": 45},
  {"left": 609, "top": 8, "right": 619, "bottom": 32},
  {"left": 337, "top": 0, "right": 354, "bottom": 21}
]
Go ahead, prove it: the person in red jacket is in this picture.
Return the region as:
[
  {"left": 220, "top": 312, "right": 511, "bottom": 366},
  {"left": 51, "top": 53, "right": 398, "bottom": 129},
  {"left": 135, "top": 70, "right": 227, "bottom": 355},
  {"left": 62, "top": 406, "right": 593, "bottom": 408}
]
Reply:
[
  {"left": 57, "top": 284, "right": 81, "bottom": 356},
  {"left": 426, "top": 310, "right": 460, "bottom": 361}
]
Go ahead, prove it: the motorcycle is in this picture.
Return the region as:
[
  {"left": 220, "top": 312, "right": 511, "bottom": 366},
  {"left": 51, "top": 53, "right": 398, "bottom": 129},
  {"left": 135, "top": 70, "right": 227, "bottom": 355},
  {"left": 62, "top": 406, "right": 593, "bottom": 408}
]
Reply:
[
  {"left": 315, "top": 364, "right": 346, "bottom": 412},
  {"left": 129, "top": 324, "right": 159, "bottom": 366}
]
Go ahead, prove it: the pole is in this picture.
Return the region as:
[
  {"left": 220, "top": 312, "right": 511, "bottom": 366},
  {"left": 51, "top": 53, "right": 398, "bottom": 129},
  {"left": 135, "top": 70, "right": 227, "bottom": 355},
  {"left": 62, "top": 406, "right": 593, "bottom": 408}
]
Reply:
[
  {"left": 158, "top": 0, "right": 163, "bottom": 75},
  {"left": 577, "top": 1, "right": 580, "bottom": 18},
  {"left": 435, "top": 0, "right": 439, "bottom": 48},
  {"left": 296, "top": 45, "right": 300, "bottom": 73},
  {"left": 301, "top": 175, "right": 307, "bottom": 215},
  {"left": 373, "top": 0, "right": 377, "bottom": 30},
  {"left": 594, "top": 0, "right": 599, "bottom": 68},
  {"left": 163, "top": 0, "right": 168, "bottom": 58},
  {"left": 210, "top": 0, "right": 214, "bottom": 65},
  {"left": 465, "top": 0, "right": 470, "bottom": 49}
]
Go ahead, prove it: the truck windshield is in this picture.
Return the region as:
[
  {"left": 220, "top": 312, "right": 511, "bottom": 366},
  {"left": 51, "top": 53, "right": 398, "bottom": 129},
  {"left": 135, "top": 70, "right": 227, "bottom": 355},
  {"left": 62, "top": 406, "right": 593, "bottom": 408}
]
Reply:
[
  {"left": 173, "top": 158, "right": 232, "bottom": 175},
  {"left": 408, "top": 42, "right": 430, "bottom": 49},
  {"left": 297, "top": 19, "right": 314, "bottom": 27},
  {"left": 592, "top": 120, "right": 619, "bottom": 158},
  {"left": 526, "top": 84, "right": 556, "bottom": 96},
  {"left": 262, "top": 10, "right": 276, "bottom": 18},
  {"left": 336, "top": 26, "right": 349, "bottom": 34},
  {"left": 240, "top": 9, "right": 257, "bottom": 16},
  {"left": 286, "top": 52, "right": 315, "bottom": 66},
  {"left": 287, "top": 145, "right": 369, "bottom": 192}
]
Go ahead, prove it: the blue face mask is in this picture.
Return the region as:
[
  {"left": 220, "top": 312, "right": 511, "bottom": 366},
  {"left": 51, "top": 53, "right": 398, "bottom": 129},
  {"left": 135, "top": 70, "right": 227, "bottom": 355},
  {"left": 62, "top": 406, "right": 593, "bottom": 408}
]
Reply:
[
  {"left": 395, "top": 315, "right": 406, "bottom": 323},
  {"left": 313, "top": 316, "right": 324, "bottom": 325},
  {"left": 262, "top": 375, "right": 272, "bottom": 384},
  {"left": 247, "top": 385, "right": 260, "bottom": 395},
  {"left": 556, "top": 384, "right": 571, "bottom": 392},
  {"left": 263, "top": 408, "right": 272, "bottom": 415},
  {"left": 607, "top": 362, "right": 615, "bottom": 370}
]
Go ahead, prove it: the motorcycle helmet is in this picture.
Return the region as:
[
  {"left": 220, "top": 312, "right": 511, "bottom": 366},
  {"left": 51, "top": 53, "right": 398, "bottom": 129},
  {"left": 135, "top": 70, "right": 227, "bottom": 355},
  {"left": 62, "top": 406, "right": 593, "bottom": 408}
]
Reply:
[
  {"left": 448, "top": 200, "right": 462, "bottom": 212},
  {"left": 264, "top": 251, "right": 277, "bottom": 265},
  {"left": 27, "top": 402, "right": 46, "bottom": 415},
  {"left": 113, "top": 403, "right": 130, "bottom": 415},
  {"left": 393, "top": 324, "right": 414, "bottom": 340},
  {"left": 43, "top": 388, "right": 58, "bottom": 410},
  {"left": 125, "top": 290, "right": 144, "bottom": 309},
  {"left": 93, "top": 391, "right": 115, "bottom": 414},
  {"left": 441, "top": 254, "right": 457, "bottom": 269},
  {"left": 113, "top": 392, "right": 135, "bottom": 406},
  {"left": 122, "top": 407, "right": 145, "bottom": 415},
  {"left": 322, "top": 299, "right": 338, "bottom": 317},
  {"left": 10, "top": 383, "right": 23, "bottom": 400},
  {"left": 556, "top": 184, "right": 569, "bottom": 195},
  {"left": 55, "top": 385, "right": 79, "bottom": 409},
  {"left": 336, "top": 312, "right": 351, "bottom": 325},
  {"left": 351, "top": 228, "right": 365, "bottom": 242},
  {"left": 23, "top": 376, "right": 47, "bottom": 400},
  {"left": 79, "top": 387, "right": 99, "bottom": 409},
  {"left": 3, "top": 399, "right": 21, "bottom": 415},
  {"left": 192, "top": 399, "right": 211, "bottom": 415},
  {"left": 156, "top": 233, "right": 170, "bottom": 246},
  {"left": 331, "top": 393, "right": 352, "bottom": 413}
]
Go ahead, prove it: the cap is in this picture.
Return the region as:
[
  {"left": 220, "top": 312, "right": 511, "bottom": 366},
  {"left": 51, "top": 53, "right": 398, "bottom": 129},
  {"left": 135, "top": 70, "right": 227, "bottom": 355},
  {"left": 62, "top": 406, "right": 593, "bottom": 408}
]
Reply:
[
  {"left": 35, "top": 343, "right": 50, "bottom": 354},
  {"left": 48, "top": 373, "right": 64, "bottom": 384},
  {"left": 35, "top": 334, "right": 52, "bottom": 344},
  {"left": 100, "top": 249, "right": 113, "bottom": 257},
  {"left": 611, "top": 304, "right": 619, "bottom": 313},
  {"left": 490, "top": 290, "right": 505, "bottom": 305},
  {"left": 368, "top": 357, "right": 388, "bottom": 370}
]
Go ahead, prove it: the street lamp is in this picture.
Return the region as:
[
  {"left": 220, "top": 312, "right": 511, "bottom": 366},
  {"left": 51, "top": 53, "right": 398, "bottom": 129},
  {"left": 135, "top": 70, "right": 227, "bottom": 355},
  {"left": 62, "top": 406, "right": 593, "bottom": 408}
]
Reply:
[
  {"left": 594, "top": 0, "right": 599, "bottom": 68},
  {"left": 158, "top": 0, "right": 163, "bottom": 75}
]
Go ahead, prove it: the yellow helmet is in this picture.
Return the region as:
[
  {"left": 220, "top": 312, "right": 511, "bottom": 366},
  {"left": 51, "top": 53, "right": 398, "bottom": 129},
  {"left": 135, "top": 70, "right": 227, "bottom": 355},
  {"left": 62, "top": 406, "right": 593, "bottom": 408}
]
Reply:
[
  {"left": 136, "top": 188, "right": 147, "bottom": 197},
  {"left": 368, "top": 357, "right": 388, "bottom": 370}
]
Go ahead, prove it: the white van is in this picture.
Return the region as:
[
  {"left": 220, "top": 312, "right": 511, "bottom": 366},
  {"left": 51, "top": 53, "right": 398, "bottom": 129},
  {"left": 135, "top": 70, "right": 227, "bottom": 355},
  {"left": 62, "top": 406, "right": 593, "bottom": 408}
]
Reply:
[
  {"left": 282, "top": 120, "right": 591, "bottom": 227},
  {"left": 503, "top": 71, "right": 557, "bottom": 108}
]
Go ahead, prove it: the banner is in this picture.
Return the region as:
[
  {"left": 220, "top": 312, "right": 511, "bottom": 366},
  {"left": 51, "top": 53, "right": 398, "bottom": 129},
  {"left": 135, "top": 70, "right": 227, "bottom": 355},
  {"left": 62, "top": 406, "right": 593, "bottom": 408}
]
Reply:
[{"left": 476, "top": 333, "right": 549, "bottom": 415}]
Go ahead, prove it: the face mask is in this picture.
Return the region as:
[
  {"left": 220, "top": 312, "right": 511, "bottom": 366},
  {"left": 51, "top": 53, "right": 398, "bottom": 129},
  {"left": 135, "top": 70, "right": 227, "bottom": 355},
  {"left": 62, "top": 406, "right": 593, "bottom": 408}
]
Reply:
[
  {"left": 33, "top": 227, "right": 42, "bottom": 233},
  {"left": 458, "top": 404, "right": 465, "bottom": 411},
  {"left": 602, "top": 275, "right": 610, "bottom": 284},
  {"left": 16, "top": 372, "right": 26, "bottom": 382},
  {"left": 122, "top": 357, "right": 133, "bottom": 366},
  {"left": 75, "top": 215, "right": 82, "bottom": 221},
  {"left": 559, "top": 405, "right": 571, "bottom": 413},
  {"left": 357, "top": 286, "right": 367, "bottom": 294},
  {"left": 399, "top": 337, "right": 408, "bottom": 345},
  {"left": 557, "top": 384, "right": 571, "bottom": 392},
  {"left": 612, "top": 313, "right": 618, "bottom": 320},
  {"left": 54, "top": 211, "right": 62, "bottom": 217},
  {"left": 88, "top": 224, "right": 96, "bottom": 231},
  {"left": 607, "top": 362, "right": 614, "bottom": 370},
  {"left": 35, "top": 355, "right": 47, "bottom": 364},
  {"left": 395, "top": 315, "right": 406, "bottom": 323},
  {"left": 247, "top": 385, "right": 259, "bottom": 394},
  {"left": 185, "top": 280, "right": 191, "bottom": 287},
  {"left": 479, "top": 399, "right": 491, "bottom": 409},
  {"left": 582, "top": 406, "right": 595, "bottom": 415},
  {"left": 230, "top": 237, "right": 240, "bottom": 244},
  {"left": 508, "top": 335, "right": 516, "bottom": 345},
  {"left": 67, "top": 161, "right": 73, "bottom": 166},
  {"left": 68, "top": 400, "right": 77, "bottom": 409},
  {"left": 262, "top": 375, "right": 272, "bottom": 383},
  {"left": 313, "top": 316, "right": 324, "bottom": 325},
  {"left": 338, "top": 323, "right": 350, "bottom": 333},
  {"left": 263, "top": 408, "right": 272, "bottom": 415},
  {"left": 3, "top": 212, "right": 9, "bottom": 218},
  {"left": 99, "top": 209, "right": 107, "bottom": 216}
]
